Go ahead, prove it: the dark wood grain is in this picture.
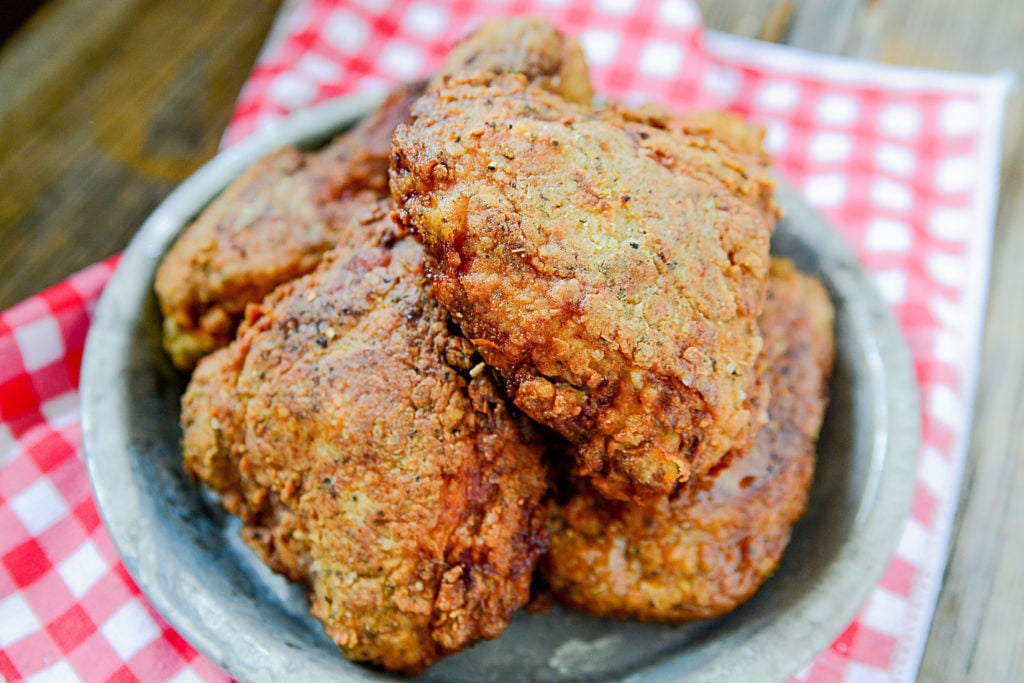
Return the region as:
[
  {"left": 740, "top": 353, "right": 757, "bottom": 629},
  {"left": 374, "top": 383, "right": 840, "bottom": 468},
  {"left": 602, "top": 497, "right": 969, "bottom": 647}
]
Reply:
[
  {"left": 0, "top": 0, "right": 282, "bottom": 309},
  {"left": 3, "top": 0, "right": 1022, "bottom": 679}
]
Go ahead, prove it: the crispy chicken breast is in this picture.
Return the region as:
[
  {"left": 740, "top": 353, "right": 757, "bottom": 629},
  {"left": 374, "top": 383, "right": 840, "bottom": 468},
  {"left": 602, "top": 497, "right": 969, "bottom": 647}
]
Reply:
[{"left": 391, "top": 22, "right": 777, "bottom": 499}]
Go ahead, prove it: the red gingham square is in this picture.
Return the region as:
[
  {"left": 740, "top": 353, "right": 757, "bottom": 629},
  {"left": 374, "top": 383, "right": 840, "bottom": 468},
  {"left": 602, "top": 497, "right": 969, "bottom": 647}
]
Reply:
[
  {"left": 48, "top": 604, "right": 96, "bottom": 652},
  {"left": 0, "top": 650, "right": 17, "bottom": 682},
  {"left": 71, "top": 498, "right": 103, "bottom": 536},
  {"left": 22, "top": 426, "right": 76, "bottom": 475},
  {"left": 0, "top": 374, "right": 38, "bottom": 427},
  {"left": 0, "top": 3, "right": 1011, "bottom": 682},
  {"left": 2, "top": 539, "right": 49, "bottom": 589}
]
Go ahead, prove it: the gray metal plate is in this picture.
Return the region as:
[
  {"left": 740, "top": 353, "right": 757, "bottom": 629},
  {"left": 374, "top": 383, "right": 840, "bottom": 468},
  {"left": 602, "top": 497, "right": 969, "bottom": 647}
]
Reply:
[{"left": 81, "top": 94, "right": 919, "bottom": 683}]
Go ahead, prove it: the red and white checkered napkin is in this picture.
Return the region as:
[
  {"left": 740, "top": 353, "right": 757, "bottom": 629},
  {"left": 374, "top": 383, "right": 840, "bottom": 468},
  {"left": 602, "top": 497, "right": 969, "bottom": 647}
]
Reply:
[{"left": 0, "top": 1, "right": 1011, "bottom": 681}]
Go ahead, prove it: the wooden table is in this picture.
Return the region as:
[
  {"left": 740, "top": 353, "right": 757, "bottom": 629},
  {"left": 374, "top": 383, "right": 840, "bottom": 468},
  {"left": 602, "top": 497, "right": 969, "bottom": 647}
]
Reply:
[{"left": 2, "top": 0, "right": 1020, "bottom": 679}]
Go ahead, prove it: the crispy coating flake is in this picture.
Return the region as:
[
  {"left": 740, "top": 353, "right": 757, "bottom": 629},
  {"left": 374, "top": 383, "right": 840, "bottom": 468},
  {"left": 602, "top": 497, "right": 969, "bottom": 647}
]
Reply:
[
  {"left": 155, "top": 83, "right": 422, "bottom": 370},
  {"left": 391, "top": 57, "right": 777, "bottom": 500},
  {"left": 541, "top": 259, "right": 835, "bottom": 621},
  {"left": 181, "top": 236, "right": 549, "bottom": 673}
]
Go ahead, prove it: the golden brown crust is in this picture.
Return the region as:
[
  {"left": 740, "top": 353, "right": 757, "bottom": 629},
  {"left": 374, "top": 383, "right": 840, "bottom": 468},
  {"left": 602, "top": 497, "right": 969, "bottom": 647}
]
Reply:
[
  {"left": 181, "top": 236, "right": 549, "bottom": 673},
  {"left": 155, "top": 82, "right": 423, "bottom": 370},
  {"left": 433, "top": 16, "right": 593, "bottom": 105},
  {"left": 540, "top": 259, "right": 834, "bottom": 621},
  {"left": 391, "top": 69, "right": 777, "bottom": 500}
]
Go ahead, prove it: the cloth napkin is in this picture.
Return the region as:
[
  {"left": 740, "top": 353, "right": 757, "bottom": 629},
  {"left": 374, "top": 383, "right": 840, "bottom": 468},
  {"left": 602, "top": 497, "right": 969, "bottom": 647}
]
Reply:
[{"left": 0, "top": 1, "right": 1011, "bottom": 681}]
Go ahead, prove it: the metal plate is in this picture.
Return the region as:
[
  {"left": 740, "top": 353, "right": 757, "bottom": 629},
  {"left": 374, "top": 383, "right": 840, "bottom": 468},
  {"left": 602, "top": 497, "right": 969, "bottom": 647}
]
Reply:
[{"left": 81, "top": 93, "right": 919, "bottom": 683}]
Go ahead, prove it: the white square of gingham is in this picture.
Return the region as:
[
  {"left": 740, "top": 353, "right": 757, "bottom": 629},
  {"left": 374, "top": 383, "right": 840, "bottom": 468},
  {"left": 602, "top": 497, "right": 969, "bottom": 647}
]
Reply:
[
  {"left": 11, "top": 318, "right": 64, "bottom": 374},
  {"left": 9, "top": 477, "right": 69, "bottom": 537},
  {"left": 100, "top": 602, "right": 163, "bottom": 661}
]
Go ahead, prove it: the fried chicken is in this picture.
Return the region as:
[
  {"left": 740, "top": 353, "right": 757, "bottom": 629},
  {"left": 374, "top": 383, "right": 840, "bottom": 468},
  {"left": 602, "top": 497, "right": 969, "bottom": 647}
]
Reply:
[
  {"left": 180, "top": 234, "right": 550, "bottom": 673},
  {"left": 155, "top": 82, "right": 423, "bottom": 370},
  {"left": 391, "top": 26, "right": 777, "bottom": 499},
  {"left": 166, "top": 17, "right": 837, "bottom": 673},
  {"left": 431, "top": 15, "right": 593, "bottom": 105},
  {"left": 540, "top": 259, "right": 835, "bottom": 621}
]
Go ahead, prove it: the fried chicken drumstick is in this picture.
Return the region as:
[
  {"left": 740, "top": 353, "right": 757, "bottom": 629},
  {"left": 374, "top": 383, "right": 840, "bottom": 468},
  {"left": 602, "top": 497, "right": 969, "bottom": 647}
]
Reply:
[
  {"left": 541, "top": 259, "right": 834, "bottom": 620},
  {"left": 391, "top": 19, "right": 778, "bottom": 500}
]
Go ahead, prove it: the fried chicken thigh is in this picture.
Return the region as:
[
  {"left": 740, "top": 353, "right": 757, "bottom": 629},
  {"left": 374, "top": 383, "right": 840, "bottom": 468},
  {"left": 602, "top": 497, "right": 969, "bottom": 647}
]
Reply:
[
  {"left": 155, "top": 83, "right": 422, "bottom": 370},
  {"left": 541, "top": 259, "right": 834, "bottom": 620},
  {"left": 181, "top": 235, "right": 549, "bottom": 673},
  {"left": 391, "top": 26, "right": 777, "bottom": 499}
]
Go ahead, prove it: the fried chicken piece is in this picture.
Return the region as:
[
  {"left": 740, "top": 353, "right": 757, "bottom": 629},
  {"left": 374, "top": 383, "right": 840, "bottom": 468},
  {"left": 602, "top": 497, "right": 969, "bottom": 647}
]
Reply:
[
  {"left": 155, "top": 82, "right": 423, "bottom": 370},
  {"left": 181, "top": 235, "right": 549, "bottom": 673},
  {"left": 432, "top": 16, "right": 593, "bottom": 105},
  {"left": 541, "top": 259, "right": 835, "bottom": 621},
  {"left": 391, "top": 37, "right": 777, "bottom": 500}
]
